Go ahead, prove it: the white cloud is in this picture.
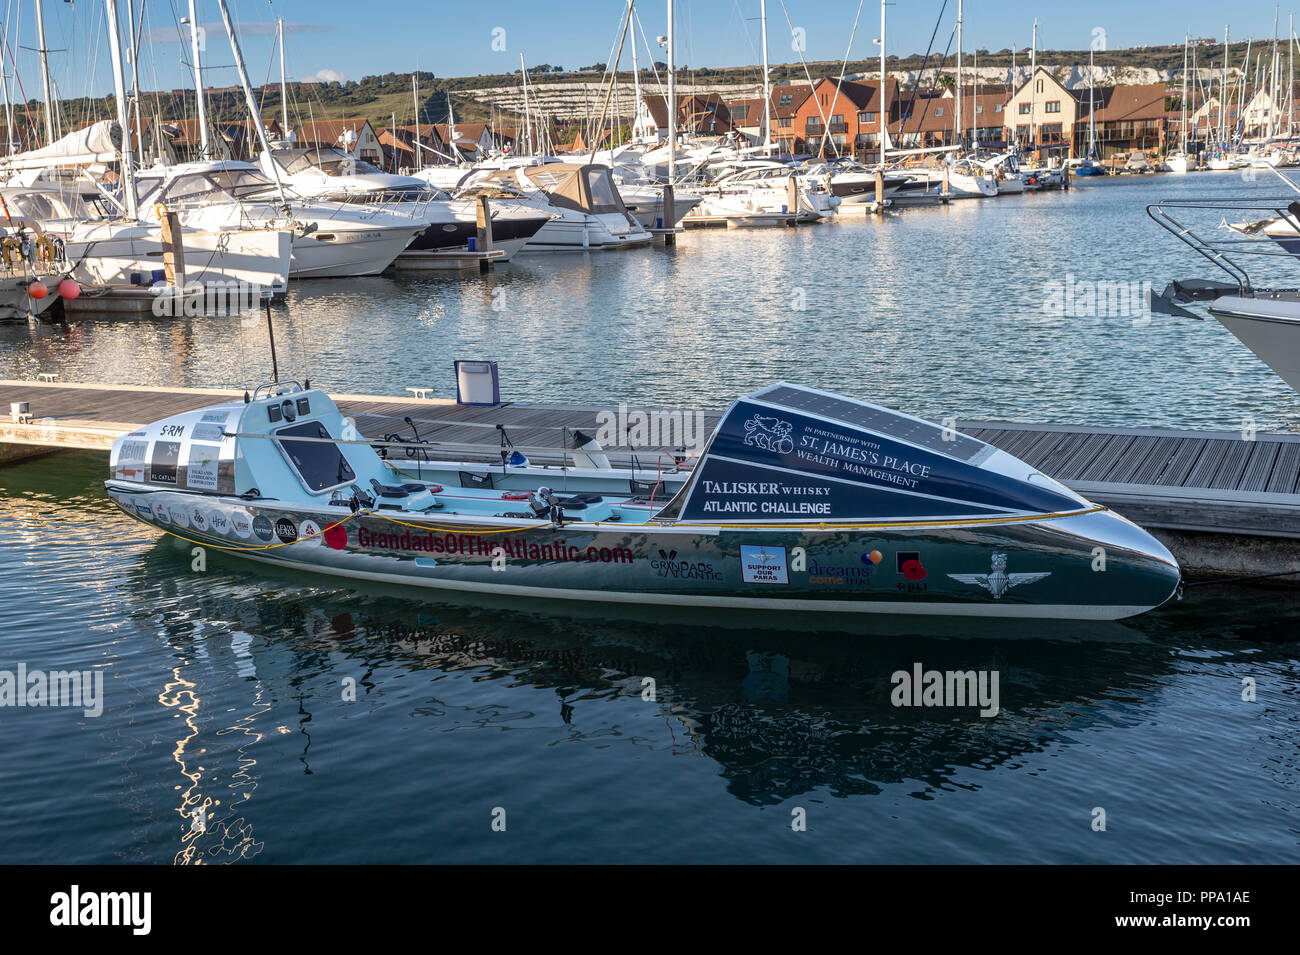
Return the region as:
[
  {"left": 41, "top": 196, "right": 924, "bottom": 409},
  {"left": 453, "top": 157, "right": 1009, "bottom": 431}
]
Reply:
[{"left": 302, "top": 69, "right": 347, "bottom": 84}]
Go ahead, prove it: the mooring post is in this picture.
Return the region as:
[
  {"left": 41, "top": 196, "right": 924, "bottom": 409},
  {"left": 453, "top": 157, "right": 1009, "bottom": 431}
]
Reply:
[
  {"left": 476, "top": 194, "right": 494, "bottom": 272},
  {"left": 874, "top": 167, "right": 885, "bottom": 215},
  {"left": 156, "top": 203, "right": 185, "bottom": 288},
  {"left": 662, "top": 183, "right": 676, "bottom": 246}
]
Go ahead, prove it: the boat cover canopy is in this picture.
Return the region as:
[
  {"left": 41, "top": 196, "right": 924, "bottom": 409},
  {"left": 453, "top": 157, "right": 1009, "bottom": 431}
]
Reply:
[
  {"left": 0, "top": 120, "right": 122, "bottom": 170},
  {"left": 516, "top": 163, "right": 630, "bottom": 215},
  {"left": 655, "top": 383, "right": 1084, "bottom": 523}
]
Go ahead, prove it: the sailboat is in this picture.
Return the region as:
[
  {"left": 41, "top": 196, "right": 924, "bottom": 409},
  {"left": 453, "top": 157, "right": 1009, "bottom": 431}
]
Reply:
[
  {"left": 1165, "top": 35, "right": 1192, "bottom": 172},
  {"left": 1074, "top": 49, "right": 1106, "bottom": 176}
]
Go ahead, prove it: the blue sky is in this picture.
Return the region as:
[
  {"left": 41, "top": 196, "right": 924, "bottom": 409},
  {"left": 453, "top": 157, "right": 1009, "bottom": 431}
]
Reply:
[{"left": 6, "top": 0, "right": 1298, "bottom": 100}]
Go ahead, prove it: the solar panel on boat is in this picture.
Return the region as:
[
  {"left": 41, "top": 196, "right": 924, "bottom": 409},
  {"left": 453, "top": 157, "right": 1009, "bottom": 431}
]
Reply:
[{"left": 755, "top": 385, "right": 987, "bottom": 463}]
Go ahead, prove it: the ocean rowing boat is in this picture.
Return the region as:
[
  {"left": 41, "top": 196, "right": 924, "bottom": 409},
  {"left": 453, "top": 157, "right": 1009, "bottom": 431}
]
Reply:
[{"left": 104, "top": 381, "right": 1181, "bottom": 620}]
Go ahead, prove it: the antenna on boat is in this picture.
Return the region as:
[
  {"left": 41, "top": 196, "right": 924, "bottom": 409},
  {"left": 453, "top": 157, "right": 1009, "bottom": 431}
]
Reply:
[{"left": 264, "top": 299, "right": 279, "bottom": 383}]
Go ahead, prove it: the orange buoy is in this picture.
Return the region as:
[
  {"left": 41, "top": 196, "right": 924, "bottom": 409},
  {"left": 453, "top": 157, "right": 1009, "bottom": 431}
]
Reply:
[
  {"left": 27, "top": 281, "right": 47, "bottom": 299},
  {"left": 57, "top": 279, "right": 81, "bottom": 300}
]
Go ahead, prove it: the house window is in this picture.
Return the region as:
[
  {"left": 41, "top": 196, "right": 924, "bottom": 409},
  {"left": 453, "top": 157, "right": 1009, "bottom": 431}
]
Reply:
[
  {"left": 976, "top": 105, "right": 984, "bottom": 114},
  {"left": 778, "top": 117, "right": 792, "bottom": 128},
  {"left": 935, "top": 107, "right": 944, "bottom": 116},
  {"left": 732, "top": 105, "right": 749, "bottom": 119},
  {"left": 858, "top": 111, "right": 875, "bottom": 123},
  {"left": 778, "top": 93, "right": 793, "bottom": 107},
  {"left": 819, "top": 92, "right": 828, "bottom": 105},
  {"left": 1045, "top": 100, "right": 1060, "bottom": 114},
  {"left": 994, "top": 103, "right": 1002, "bottom": 112},
  {"left": 1036, "top": 79, "right": 1043, "bottom": 93},
  {"left": 1018, "top": 102, "right": 1031, "bottom": 115}
]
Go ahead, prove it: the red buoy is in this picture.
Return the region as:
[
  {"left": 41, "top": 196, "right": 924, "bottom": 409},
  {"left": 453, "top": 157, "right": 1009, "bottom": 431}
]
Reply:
[
  {"left": 27, "top": 281, "right": 47, "bottom": 299},
  {"left": 58, "top": 279, "right": 81, "bottom": 300}
]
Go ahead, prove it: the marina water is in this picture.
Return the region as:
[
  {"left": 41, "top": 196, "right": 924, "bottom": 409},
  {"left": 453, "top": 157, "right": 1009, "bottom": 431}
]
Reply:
[{"left": 1, "top": 173, "right": 1298, "bottom": 863}]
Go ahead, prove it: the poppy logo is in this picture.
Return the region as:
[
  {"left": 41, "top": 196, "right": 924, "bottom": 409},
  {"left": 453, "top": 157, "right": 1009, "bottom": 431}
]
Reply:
[{"left": 323, "top": 523, "right": 348, "bottom": 550}]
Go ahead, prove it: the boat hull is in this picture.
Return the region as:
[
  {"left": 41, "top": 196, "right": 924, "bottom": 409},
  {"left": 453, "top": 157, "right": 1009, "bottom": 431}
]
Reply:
[
  {"left": 105, "top": 485, "right": 1180, "bottom": 620},
  {"left": 1208, "top": 294, "right": 1300, "bottom": 391}
]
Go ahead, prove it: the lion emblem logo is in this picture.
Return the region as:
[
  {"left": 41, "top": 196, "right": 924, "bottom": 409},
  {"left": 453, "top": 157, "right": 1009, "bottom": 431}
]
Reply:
[{"left": 743, "top": 415, "right": 794, "bottom": 454}]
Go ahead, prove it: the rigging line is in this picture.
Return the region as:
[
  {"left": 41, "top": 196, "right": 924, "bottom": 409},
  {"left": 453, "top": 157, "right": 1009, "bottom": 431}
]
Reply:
[
  {"left": 774, "top": 0, "right": 833, "bottom": 132},
  {"left": 900, "top": 0, "right": 951, "bottom": 142},
  {"left": 818, "top": 0, "right": 867, "bottom": 159}
]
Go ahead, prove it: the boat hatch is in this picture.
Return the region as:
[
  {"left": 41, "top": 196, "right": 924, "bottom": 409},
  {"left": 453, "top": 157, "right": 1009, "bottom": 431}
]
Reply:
[
  {"left": 655, "top": 383, "right": 1083, "bottom": 524},
  {"left": 274, "top": 421, "right": 356, "bottom": 493}
]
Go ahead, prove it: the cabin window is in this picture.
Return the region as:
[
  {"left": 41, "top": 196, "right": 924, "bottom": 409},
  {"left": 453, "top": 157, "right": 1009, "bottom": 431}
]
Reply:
[
  {"left": 1045, "top": 100, "right": 1061, "bottom": 114},
  {"left": 275, "top": 421, "right": 355, "bottom": 493}
]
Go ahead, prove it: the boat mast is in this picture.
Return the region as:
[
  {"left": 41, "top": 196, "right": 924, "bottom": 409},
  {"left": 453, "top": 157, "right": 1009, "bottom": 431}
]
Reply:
[
  {"left": 955, "top": 0, "right": 962, "bottom": 148},
  {"left": 104, "top": 0, "right": 137, "bottom": 218},
  {"left": 412, "top": 73, "right": 421, "bottom": 162},
  {"left": 126, "top": 0, "right": 145, "bottom": 162},
  {"left": 278, "top": 16, "right": 289, "bottom": 142},
  {"left": 187, "top": 0, "right": 209, "bottom": 157},
  {"left": 213, "top": 0, "right": 286, "bottom": 200},
  {"left": 0, "top": 15, "right": 15, "bottom": 154},
  {"left": 1088, "top": 47, "right": 1096, "bottom": 158},
  {"left": 1221, "top": 26, "right": 1229, "bottom": 151},
  {"left": 760, "top": 0, "right": 771, "bottom": 151},
  {"left": 1181, "top": 33, "right": 1188, "bottom": 153},
  {"left": 878, "top": 0, "right": 885, "bottom": 163},
  {"left": 667, "top": 0, "right": 675, "bottom": 183},
  {"left": 1291, "top": 15, "right": 1295, "bottom": 137},
  {"left": 519, "top": 53, "right": 531, "bottom": 154},
  {"left": 629, "top": 0, "right": 642, "bottom": 140},
  {"left": 1029, "top": 19, "right": 1036, "bottom": 152},
  {"left": 34, "top": 0, "right": 55, "bottom": 144}
]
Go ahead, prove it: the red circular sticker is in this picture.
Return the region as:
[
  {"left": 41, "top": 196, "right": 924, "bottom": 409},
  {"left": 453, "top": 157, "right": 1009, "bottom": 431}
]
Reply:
[
  {"left": 323, "top": 522, "right": 348, "bottom": 550},
  {"left": 901, "top": 559, "right": 927, "bottom": 581}
]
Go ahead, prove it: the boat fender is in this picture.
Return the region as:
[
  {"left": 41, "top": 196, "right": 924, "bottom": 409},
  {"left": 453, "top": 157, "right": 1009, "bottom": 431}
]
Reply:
[{"left": 567, "top": 429, "right": 611, "bottom": 470}]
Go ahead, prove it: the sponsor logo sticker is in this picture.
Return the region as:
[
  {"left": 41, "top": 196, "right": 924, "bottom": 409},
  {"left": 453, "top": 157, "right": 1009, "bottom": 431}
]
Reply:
[
  {"left": 169, "top": 503, "right": 190, "bottom": 528},
  {"left": 297, "top": 519, "right": 322, "bottom": 546},
  {"left": 252, "top": 514, "right": 275, "bottom": 542},
  {"left": 323, "top": 522, "right": 348, "bottom": 550},
  {"left": 741, "top": 544, "right": 789, "bottom": 584},
  {"left": 897, "top": 551, "right": 927, "bottom": 581},
  {"left": 152, "top": 502, "right": 171, "bottom": 523},
  {"left": 274, "top": 517, "right": 298, "bottom": 544},
  {"left": 229, "top": 509, "right": 252, "bottom": 538},
  {"left": 189, "top": 508, "right": 208, "bottom": 532}
]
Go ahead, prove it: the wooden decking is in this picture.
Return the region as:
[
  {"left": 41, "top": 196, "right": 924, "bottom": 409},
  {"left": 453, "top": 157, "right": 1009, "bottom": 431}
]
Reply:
[{"left": 3, "top": 379, "right": 1300, "bottom": 561}]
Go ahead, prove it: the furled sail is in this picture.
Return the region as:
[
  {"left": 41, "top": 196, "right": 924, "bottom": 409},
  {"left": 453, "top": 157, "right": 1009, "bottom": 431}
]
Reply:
[{"left": 0, "top": 120, "right": 123, "bottom": 171}]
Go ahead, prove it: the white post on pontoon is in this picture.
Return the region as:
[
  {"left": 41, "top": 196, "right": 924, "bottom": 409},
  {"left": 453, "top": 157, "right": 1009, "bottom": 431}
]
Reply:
[
  {"left": 34, "top": 0, "right": 55, "bottom": 144},
  {"left": 104, "top": 0, "right": 138, "bottom": 219},
  {"left": 760, "top": 0, "right": 771, "bottom": 151},
  {"left": 187, "top": 0, "right": 209, "bottom": 157},
  {"left": 214, "top": 0, "right": 286, "bottom": 202},
  {"left": 667, "top": 0, "right": 676, "bottom": 183},
  {"left": 278, "top": 16, "right": 289, "bottom": 142}
]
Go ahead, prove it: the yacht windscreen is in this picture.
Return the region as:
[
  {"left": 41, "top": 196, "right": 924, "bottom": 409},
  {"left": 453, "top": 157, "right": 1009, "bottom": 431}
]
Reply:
[
  {"left": 275, "top": 421, "right": 356, "bottom": 492},
  {"left": 756, "top": 384, "right": 988, "bottom": 463}
]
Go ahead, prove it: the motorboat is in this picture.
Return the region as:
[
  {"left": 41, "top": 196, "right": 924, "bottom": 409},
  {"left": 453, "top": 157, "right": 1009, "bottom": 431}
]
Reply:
[
  {"left": 1073, "top": 158, "right": 1107, "bottom": 177},
  {"left": 890, "top": 160, "right": 998, "bottom": 201},
  {"left": 442, "top": 163, "right": 652, "bottom": 251},
  {"left": 0, "top": 183, "right": 291, "bottom": 293},
  {"left": 1205, "top": 293, "right": 1300, "bottom": 391},
  {"left": 104, "top": 380, "right": 1181, "bottom": 619},
  {"left": 131, "top": 161, "right": 426, "bottom": 278},
  {"left": 259, "top": 148, "right": 551, "bottom": 260},
  {"left": 1163, "top": 152, "right": 1191, "bottom": 174}
]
